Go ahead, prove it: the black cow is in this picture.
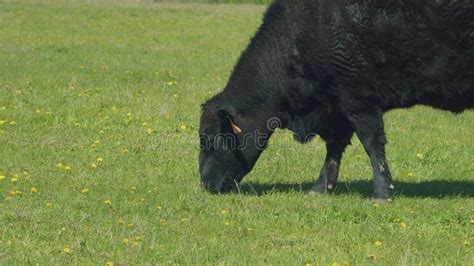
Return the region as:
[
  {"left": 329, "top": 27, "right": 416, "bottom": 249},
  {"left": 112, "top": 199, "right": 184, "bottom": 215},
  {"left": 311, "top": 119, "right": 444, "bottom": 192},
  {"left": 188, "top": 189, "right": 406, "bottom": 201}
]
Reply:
[{"left": 199, "top": 0, "right": 473, "bottom": 199}]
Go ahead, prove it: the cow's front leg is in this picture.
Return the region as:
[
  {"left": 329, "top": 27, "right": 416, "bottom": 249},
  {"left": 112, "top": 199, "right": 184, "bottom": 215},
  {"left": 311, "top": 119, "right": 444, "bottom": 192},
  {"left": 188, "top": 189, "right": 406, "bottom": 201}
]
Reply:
[
  {"left": 349, "top": 110, "right": 395, "bottom": 200},
  {"left": 310, "top": 135, "right": 352, "bottom": 194}
]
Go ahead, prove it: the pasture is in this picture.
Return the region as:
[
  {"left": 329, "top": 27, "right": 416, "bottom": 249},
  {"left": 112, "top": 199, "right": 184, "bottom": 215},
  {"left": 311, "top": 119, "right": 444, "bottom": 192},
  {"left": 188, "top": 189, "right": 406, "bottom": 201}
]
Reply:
[{"left": 0, "top": 0, "right": 473, "bottom": 264}]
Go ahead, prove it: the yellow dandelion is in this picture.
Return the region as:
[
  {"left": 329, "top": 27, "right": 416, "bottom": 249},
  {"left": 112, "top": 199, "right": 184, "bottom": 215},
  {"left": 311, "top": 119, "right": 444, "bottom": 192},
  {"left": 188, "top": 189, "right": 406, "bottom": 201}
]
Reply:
[
  {"left": 135, "top": 236, "right": 141, "bottom": 241},
  {"left": 306, "top": 263, "right": 312, "bottom": 266},
  {"left": 46, "top": 111, "right": 52, "bottom": 115},
  {"left": 10, "top": 177, "right": 18, "bottom": 183},
  {"left": 332, "top": 262, "right": 339, "bottom": 266},
  {"left": 9, "top": 190, "right": 18, "bottom": 196},
  {"left": 172, "top": 93, "right": 178, "bottom": 98},
  {"left": 407, "top": 172, "right": 414, "bottom": 177},
  {"left": 64, "top": 166, "right": 71, "bottom": 171},
  {"left": 160, "top": 219, "right": 166, "bottom": 225},
  {"left": 156, "top": 204, "right": 162, "bottom": 210},
  {"left": 0, "top": 120, "right": 6, "bottom": 125},
  {"left": 63, "top": 247, "right": 72, "bottom": 254},
  {"left": 36, "top": 109, "right": 41, "bottom": 113},
  {"left": 146, "top": 128, "right": 153, "bottom": 135},
  {"left": 0, "top": 175, "right": 5, "bottom": 180},
  {"left": 224, "top": 221, "right": 230, "bottom": 226},
  {"left": 46, "top": 202, "right": 52, "bottom": 207},
  {"left": 56, "top": 163, "right": 64, "bottom": 168},
  {"left": 375, "top": 240, "right": 382, "bottom": 248},
  {"left": 9, "top": 121, "right": 16, "bottom": 125},
  {"left": 122, "top": 238, "right": 129, "bottom": 245},
  {"left": 74, "top": 123, "right": 81, "bottom": 127},
  {"left": 130, "top": 186, "right": 137, "bottom": 193},
  {"left": 30, "top": 187, "right": 38, "bottom": 193},
  {"left": 373, "top": 203, "right": 380, "bottom": 208},
  {"left": 416, "top": 152, "right": 424, "bottom": 158},
  {"left": 118, "top": 220, "right": 125, "bottom": 225},
  {"left": 81, "top": 188, "right": 90, "bottom": 194},
  {"left": 400, "top": 222, "right": 407, "bottom": 229},
  {"left": 127, "top": 112, "right": 132, "bottom": 117},
  {"left": 127, "top": 223, "right": 134, "bottom": 228},
  {"left": 181, "top": 218, "right": 188, "bottom": 223},
  {"left": 94, "top": 140, "right": 100, "bottom": 144},
  {"left": 104, "top": 200, "right": 112, "bottom": 205},
  {"left": 141, "top": 122, "right": 148, "bottom": 127},
  {"left": 90, "top": 163, "right": 98, "bottom": 169},
  {"left": 368, "top": 254, "right": 376, "bottom": 260},
  {"left": 106, "top": 262, "right": 114, "bottom": 266},
  {"left": 247, "top": 228, "right": 253, "bottom": 231},
  {"left": 121, "top": 147, "right": 129, "bottom": 153},
  {"left": 221, "top": 210, "right": 229, "bottom": 216},
  {"left": 180, "top": 125, "right": 187, "bottom": 131},
  {"left": 132, "top": 241, "right": 139, "bottom": 247},
  {"left": 464, "top": 240, "right": 470, "bottom": 246},
  {"left": 469, "top": 219, "right": 474, "bottom": 225}
]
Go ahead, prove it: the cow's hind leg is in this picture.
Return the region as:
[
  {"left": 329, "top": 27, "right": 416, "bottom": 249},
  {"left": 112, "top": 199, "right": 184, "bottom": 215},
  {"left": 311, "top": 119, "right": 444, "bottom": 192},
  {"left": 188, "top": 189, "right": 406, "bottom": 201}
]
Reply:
[
  {"left": 349, "top": 110, "right": 395, "bottom": 200},
  {"left": 310, "top": 131, "right": 352, "bottom": 194}
]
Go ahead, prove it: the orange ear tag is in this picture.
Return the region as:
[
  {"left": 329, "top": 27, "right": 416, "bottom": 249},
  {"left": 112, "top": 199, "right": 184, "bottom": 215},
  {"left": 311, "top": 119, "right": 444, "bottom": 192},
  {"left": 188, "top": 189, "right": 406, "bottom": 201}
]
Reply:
[{"left": 228, "top": 117, "right": 242, "bottom": 134}]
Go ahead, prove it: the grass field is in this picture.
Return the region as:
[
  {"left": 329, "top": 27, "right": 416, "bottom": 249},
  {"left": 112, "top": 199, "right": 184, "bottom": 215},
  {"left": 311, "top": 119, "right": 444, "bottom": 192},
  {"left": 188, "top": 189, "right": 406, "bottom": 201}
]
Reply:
[{"left": 1, "top": 0, "right": 473, "bottom": 264}]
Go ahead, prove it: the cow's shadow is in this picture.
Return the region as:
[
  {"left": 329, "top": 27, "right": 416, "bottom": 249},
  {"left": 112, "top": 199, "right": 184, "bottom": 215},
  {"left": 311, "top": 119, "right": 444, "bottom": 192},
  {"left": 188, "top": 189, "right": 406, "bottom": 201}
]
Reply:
[{"left": 239, "top": 179, "right": 474, "bottom": 198}]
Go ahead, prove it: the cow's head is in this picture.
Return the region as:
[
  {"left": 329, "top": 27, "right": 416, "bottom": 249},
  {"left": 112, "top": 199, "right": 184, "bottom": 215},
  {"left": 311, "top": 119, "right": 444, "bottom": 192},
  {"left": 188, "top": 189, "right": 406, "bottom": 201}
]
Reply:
[{"left": 198, "top": 101, "right": 276, "bottom": 193}]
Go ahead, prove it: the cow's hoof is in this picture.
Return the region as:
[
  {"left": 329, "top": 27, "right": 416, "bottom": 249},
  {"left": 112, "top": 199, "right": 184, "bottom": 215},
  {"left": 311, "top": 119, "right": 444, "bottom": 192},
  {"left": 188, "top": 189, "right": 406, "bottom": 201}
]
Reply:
[
  {"left": 309, "top": 180, "right": 336, "bottom": 195},
  {"left": 372, "top": 198, "right": 392, "bottom": 204}
]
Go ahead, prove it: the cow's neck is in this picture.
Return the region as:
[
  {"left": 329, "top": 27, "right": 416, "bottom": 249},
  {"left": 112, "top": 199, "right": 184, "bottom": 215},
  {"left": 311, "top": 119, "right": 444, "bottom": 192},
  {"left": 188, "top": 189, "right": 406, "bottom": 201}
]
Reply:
[{"left": 222, "top": 2, "right": 308, "bottom": 121}]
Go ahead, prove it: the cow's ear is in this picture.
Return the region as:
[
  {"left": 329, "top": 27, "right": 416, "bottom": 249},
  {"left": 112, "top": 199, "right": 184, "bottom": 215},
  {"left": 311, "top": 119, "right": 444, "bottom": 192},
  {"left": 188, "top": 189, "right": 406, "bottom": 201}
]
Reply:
[{"left": 217, "top": 107, "right": 242, "bottom": 134}]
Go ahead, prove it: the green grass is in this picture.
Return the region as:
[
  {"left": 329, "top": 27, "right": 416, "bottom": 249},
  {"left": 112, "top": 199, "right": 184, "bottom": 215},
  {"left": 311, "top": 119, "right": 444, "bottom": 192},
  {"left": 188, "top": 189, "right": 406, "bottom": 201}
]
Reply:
[{"left": 0, "top": 0, "right": 473, "bottom": 264}]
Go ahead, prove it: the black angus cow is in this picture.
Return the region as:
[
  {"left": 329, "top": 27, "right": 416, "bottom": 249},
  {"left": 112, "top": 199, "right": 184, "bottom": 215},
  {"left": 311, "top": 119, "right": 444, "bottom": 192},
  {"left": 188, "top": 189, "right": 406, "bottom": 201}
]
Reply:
[{"left": 199, "top": 0, "right": 473, "bottom": 199}]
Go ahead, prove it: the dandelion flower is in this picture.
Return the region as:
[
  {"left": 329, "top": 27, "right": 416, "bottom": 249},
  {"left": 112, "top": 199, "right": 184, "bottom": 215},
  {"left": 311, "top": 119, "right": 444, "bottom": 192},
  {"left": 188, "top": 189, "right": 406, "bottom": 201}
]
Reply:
[
  {"left": 56, "top": 163, "right": 64, "bottom": 168},
  {"left": 221, "top": 210, "right": 229, "bottom": 216},
  {"left": 373, "top": 203, "right": 379, "bottom": 208},
  {"left": 0, "top": 175, "right": 5, "bottom": 180},
  {"left": 464, "top": 240, "right": 470, "bottom": 246},
  {"left": 46, "top": 202, "right": 52, "bottom": 207},
  {"left": 368, "top": 254, "right": 376, "bottom": 260},
  {"left": 9, "top": 121, "right": 16, "bottom": 125},
  {"left": 470, "top": 219, "right": 474, "bottom": 225},
  {"left": 375, "top": 240, "right": 382, "bottom": 248},
  {"left": 135, "top": 236, "right": 141, "bottom": 241},
  {"left": 180, "top": 218, "right": 188, "bottom": 223},
  {"left": 10, "top": 177, "right": 18, "bottom": 182},
  {"left": 127, "top": 223, "right": 134, "bottom": 228},
  {"left": 132, "top": 241, "right": 139, "bottom": 247},
  {"left": 81, "top": 188, "right": 90, "bottom": 194},
  {"left": 160, "top": 219, "right": 166, "bottom": 225},
  {"left": 121, "top": 147, "right": 129, "bottom": 153},
  {"left": 156, "top": 204, "right": 162, "bottom": 210},
  {"left": 106, "top": 262, "right": 114, "bottom": 266},
  {"left": 64, "top": 166, "right": 71, "bottom": 171},
  {"left": 416, "top": 152, "right": 424, "bottom": 158},
  {"left": 180, "top": 125, "right": 187, "bottom": 131},
  {"left": 172, "top": 93, "right": 178, "bottom": 98},
  {"left": 30, "top": 187, "right": 38, "bottom": 193},
  {"left": 104, "top": 200, "right": 112, "bottom": 205},
  {"left": 0, "top": 120, "right": 6, "bottom": 125},
  {"left": 332, "top": 262, "right": 339, "bottom": 266},
  {"left": 400, "top": 222, "right": 407, "bottom": 229},
  {"left": 224, "top": 221, "right": 230, "bottom": 226},
  {"left": 94, "top": 140, "right": 100, "bottom": 144},
  {"left": 122, "top": 238, "right": 129, "bottom": 245},
  {"left": 63, "top": 247, "right": 72, "bottom": 254},
  {"left": 407, "top": 172, "right": 414, "bottom": 177},
  {"left": 146, "top": 128, "right": 153, "bottom": 135},
  {"left": 90, "top": 163, "right": 98, "bottom": 169}
]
